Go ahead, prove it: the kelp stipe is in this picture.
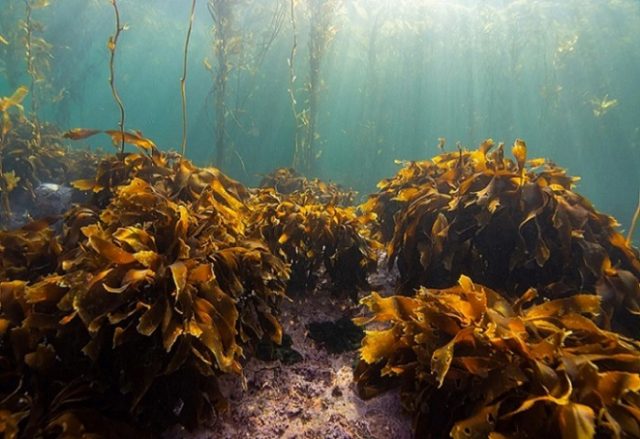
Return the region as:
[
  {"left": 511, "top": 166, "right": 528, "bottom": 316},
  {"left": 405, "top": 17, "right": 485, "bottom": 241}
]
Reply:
[
  {"left": 108, "top": 0, "right": 127, "bottom": 156},
  {"left": 288, "top": 0, "right": 341, "bottom": 176},
  {"left": 180, "top": 0, "right": 197, "bottom": 157}
]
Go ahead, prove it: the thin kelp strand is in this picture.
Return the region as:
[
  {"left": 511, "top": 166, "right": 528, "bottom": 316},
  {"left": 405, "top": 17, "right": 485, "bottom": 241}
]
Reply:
[
  {"left": 627, "top": 189, "right": 640, "bottom": 245},
  {"left": 108, "top": 0, "right": 126, "bottom": 156},
  {"left": 287, "top": 0, "right": 300, "bottom": 170},
  {"left": 23, "top": 0, "right": 40, "bottom": 144},
  {"left": 180, "top": 0, "right": 197, "bottom": 157},
  {"left": 208, "top": 0, "right": 231, "bottom": 167}
]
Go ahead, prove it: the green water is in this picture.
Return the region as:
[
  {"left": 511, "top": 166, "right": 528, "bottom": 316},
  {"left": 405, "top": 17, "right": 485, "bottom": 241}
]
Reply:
[{"left": 1, "top": 0, "right": 638, "bottom": 237}]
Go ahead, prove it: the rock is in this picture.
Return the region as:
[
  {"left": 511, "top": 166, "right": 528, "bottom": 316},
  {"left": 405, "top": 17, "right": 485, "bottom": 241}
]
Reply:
[{"left": 34, "top": 183, "right": 73, "bottom": 217}]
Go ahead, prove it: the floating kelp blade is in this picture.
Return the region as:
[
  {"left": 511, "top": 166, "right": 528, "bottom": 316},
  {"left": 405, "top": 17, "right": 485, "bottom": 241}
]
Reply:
[
  {"left": 62, "top": 128, "right": 157, "bottom": 153},
  {"left": 62, "top": 128, "right": 101, "bottom": 140},
  {"left": 104, "top": 129, "right": 157, "bottom": 152}
]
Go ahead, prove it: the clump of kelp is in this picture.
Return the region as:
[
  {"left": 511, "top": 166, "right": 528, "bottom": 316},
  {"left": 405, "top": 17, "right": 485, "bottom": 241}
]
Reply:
[
  {"left": 355, "top": 139, "right": 640, "bottom": 438},
  {"left": 355, "top": 276, "right": 640, "bottom": 438},
  {"left": 363, "top": 139, "right": 640, "bottom": 334},
  {"left": 247, "top": 186, "right": 379, "bottom": 297},
  {"left": 0, "top": 134, "right": 290, "bottom": 435},
  {"left": 260, "top": 167, "right": 356, "bottom": 206},
  {"left": 0, "top": 87, "right": 99, "bottom": 226}
]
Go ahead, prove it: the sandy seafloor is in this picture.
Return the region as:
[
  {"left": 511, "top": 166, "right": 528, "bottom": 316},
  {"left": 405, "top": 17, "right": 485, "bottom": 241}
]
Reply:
[{"left": 166, "top": 263, "right": 413, "bottom": 439}]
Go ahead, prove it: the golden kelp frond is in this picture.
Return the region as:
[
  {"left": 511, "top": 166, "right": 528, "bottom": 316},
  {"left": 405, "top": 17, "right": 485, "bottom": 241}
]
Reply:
[
  {"left": 362, "top": 139, "right": 578, "bottom": 241},
  {"left": 71, "top": 147, "right": 248, "bottom": 230},
  {"left": 260, "top": 167, "right": 356, "bottom": 206},
  {"left": 248, "top": 188, "right": 379, "bottom": 297},
  {"left": 368, "top": 139, "right": 640, "bottom": 334},
  {"left": 62, "top": 127, "right": 102, "bottom": 140},
  {"left": 0, "top": 219, "right": 61, "bottom": 280},
  {"left": 0, "top": 163, "right": 289, "bottom": 433},
  {"left": 0, "top": 86, "right": 28, "bottom": 117},
  {"left": 355, "top": 276, "right": 640, "bottom": 438},
  {"left": 62, "top": 127, "right": 159, "bottom": 155}
]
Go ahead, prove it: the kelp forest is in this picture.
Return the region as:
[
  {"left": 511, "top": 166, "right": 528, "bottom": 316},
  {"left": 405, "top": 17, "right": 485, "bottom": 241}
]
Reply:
[{"left": 0, "top": 0, "right": 639, "bottom": 438}]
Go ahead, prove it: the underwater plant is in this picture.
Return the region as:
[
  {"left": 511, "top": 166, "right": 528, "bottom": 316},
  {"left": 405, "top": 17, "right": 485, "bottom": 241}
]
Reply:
[
  {"left": 0, "top": 3, "right": 25, "bottom": 91},
  {"left": 205, "top": 0, "right": 286, "bottom": 170},
  {"left": 628, "top": 191, "right": 640, "bottom": 245},
  {"left": 0, "top": 136, "right": 290, "bottom": 434},
  {"left": 288, "top": 0, "right": 341, "bottom": 175},
  {"left": 207, "top": 0, "right": 232, "bottom": 168},
  {"left": 107, "top": 0, "right": 127, "bottom": 155},
  {"left": 180, "top": 0, "right": 197, "bottom": 157},
  {"left": 0, "top": 106, "right": 99, "bottom": 227},
  {"left": 21, "top": 0, "right": 57, "bottom": 142},
  {"left": 363, "top": 139, "right": 640, "bottom": 335},
  {"left": 355, "top": 275, "right": 640, "bottom": 438},
  {"left": 259, "top": 166, "right": 355, "bottom": 205},
  {"left": 248, "top": 187, "right": 378, "bottom": 297}
]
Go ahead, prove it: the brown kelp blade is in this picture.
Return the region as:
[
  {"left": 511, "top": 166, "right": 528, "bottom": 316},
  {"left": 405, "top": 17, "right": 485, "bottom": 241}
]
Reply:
[
  {"left": 104, "top": 130, "right": 157, "bottom": 153},
  {"left": 0, "top": 86, "right": 28, "bottom": 113},
  {"left": 355, "top": 276, "right": 640, "bottom": 438},
  {"left": 62, "top": 128, "right": 157, "bottom": 154},
  {"left": 62, "top": 128, "right": 102, "bottom": 140}
]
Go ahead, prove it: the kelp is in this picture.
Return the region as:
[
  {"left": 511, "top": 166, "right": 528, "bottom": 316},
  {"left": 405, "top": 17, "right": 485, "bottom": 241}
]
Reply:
[
  {"left": 0, "top": 137, "right": 290, "bottom": 434},
  {"left": 108, "top": 0, "right": 127, "bottom": 155},
  {"left": 355, "top": 275, "right": 640, "bottom": 438},
  {"left": 364, "top": 139, "right": 640, "bottom": 334},
  {"left": 259, "top": 167, "right": 356, "bottom": 206},
  {"left": 0, "top": 109, "right": 99, "bottom": 227},
  {"left": 68, "top": 133, "right": 248, "bottom": 230},
  {"left": 248, "top": 188, "right": 378, "bottom": 297},
  {"left": 0, "top": 219, "right": 60, "bottom": 280}
]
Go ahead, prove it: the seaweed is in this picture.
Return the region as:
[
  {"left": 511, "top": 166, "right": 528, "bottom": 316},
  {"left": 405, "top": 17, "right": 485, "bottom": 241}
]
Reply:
[
  {"left": 180, "top": 0, "right": 197, "bottom": 157},
  {"left": 0, "top": 136, "right": 291, "bottom": 435},
  {"left": 107, "top": 0, "right": 127, "bottom": 156},
  {"left": 0, "top": 106, "right": 99, "bottom": 227},
  {"left": 287, "top": 0, "right": 341, "bottom": 175},
  {"left": 364, "top": 139, "right": 640, "bottom": 334},
  {"left": 259, "top": 167, "right": 356, "bottom": 205},
  {"left": 355, "top": 275, "right": 640, "bottom": 438},
  {"left": 248, "top": 187, "right": 378, "bottom": 297}
]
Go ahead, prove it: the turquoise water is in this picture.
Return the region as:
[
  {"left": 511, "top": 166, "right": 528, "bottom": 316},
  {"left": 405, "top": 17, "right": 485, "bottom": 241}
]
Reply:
[{"left": 1, "top": 0, "right": 638, "bottom": 238}]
